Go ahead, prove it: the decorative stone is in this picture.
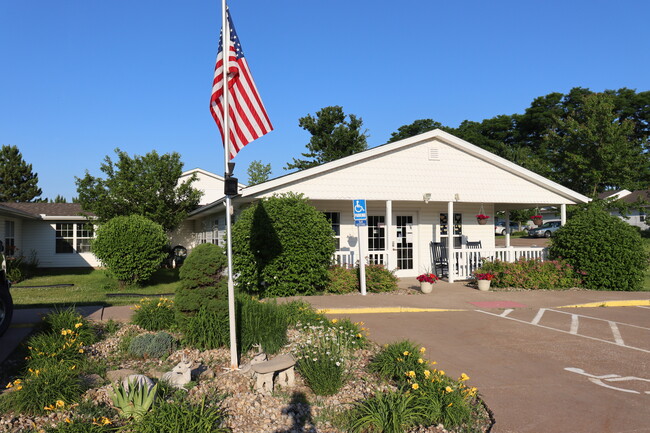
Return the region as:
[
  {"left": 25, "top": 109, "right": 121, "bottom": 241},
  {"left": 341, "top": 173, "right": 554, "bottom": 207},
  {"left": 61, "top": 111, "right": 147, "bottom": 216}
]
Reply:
[
  {"left": 249, "top": 353, "right": 296, "bottom": 394},
  {"left": 105, "top": 368, "right": 137, "bottom": 383},
  {"left": 160, "top": 360, "right": 192, "bottom": 389}
]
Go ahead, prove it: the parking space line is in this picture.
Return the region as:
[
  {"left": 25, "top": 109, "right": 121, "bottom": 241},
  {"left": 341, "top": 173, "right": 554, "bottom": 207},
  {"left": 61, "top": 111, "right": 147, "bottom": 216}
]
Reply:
[
  {"left": 545, "top": 308, "right": 650, "bottom": 331},
  {"left": 570, "top": 314, "right": 579, "bottom": 334},
  {"left": 531, "top": 308, "right": 545, "bottom": 325},
  {"left": 475, "top": 309, "right": 650, "bottom": 354},
  {"left": 609, "top": 321, "right": 625, "bottom": 346},
  {"left": 499, "top": 309, "right": 513, "bottom": 317}
]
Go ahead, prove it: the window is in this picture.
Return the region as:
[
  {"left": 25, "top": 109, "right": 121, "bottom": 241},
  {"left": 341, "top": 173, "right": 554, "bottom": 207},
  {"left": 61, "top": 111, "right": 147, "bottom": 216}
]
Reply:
[
  {"left": 440, "top": 213, "right": 463, "bottom": 248},
  {"left": 4, "top": 221, "right": 15, "bottom": 256},
  {"left": 56, "top": 222, "right": 94, "bottom": 254},
  {"left": 368, "top": 215, "right": 385, "bottom": 251},
  {"left": 197, "top": 218, "right": 220, "bottom": 245},
  {"left": 323, "top": 212, "right": 340, "bottom": 250},
  {"left": 76, "top": 223, "right": 94, "bottom": 253},
  {"left": 56, "top": 223, "right": 74, "bottom": 254}
]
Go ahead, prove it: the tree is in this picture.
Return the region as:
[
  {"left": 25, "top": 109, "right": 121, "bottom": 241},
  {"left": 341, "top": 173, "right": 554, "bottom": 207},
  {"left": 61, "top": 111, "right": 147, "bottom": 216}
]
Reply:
[
  {"left": 91, "top": 215, "right": 168, "bottom": 286},
  {"left": 285, "top": 106, "right": 368, "bottom": 171},
  {"left": 0, "top": 145, "right": 42, "bottom": 202},
  {"left": 246, "top": 160, "right": 272, "bottom": 185},
  {"left": 51, "top": 195, "right": 67, "bottom": 203},
  {"left": 544, "top": 93, "right": 649, "bottom": 197},
  {"left": 387, "top": 119, "right": 444, "bottom": 143},
  {"left": 76, "top": 149, "right": 202, "bottom": 232}
]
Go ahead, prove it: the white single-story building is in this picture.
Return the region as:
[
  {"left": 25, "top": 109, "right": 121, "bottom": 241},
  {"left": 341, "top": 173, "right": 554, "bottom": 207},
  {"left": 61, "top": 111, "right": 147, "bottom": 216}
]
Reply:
[
  {"left": 599, "top": 189, "right": 649, "bottom": 230},
  {"left": 179, "top": 129, "right": 590, "bottom": 282},
  {"left": 0, "top": 202, "right": 99, "bottom": 268}
]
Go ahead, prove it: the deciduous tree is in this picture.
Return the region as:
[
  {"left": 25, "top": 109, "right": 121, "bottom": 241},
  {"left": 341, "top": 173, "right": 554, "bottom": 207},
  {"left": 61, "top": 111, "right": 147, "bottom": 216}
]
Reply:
[
  {"left": 76, "top": 149, "right": 202, "bottom": 232},
  {"left": 246, "top": 160, "right": 272, "bottom": 185}
]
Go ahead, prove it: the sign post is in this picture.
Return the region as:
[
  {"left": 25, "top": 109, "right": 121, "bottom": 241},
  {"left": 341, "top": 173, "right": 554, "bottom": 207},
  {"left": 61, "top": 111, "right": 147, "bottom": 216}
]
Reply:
[{"left": 353, "top": 200, "right": 368, "bottom": 296}]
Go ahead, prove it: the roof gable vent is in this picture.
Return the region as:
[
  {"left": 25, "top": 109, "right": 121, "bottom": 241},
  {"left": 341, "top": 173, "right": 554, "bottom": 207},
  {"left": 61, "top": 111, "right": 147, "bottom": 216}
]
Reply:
[{"left": 428, "top": 147, "right": 440, "bottom": 161}]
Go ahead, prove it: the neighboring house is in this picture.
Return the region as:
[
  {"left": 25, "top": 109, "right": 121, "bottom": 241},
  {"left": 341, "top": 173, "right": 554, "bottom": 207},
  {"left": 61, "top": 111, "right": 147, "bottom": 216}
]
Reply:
[
  {"left": 179, "top": 168, "right": 247, "bottom": 206},
  {"left": 0, "top": 203, "right": 99, "bottom": 268},
  {"left": 181, "top": 129, "right": 590, "bottom": 282},
  {"left": 599, "top": 189, "right": 650, "bottom": 230}
]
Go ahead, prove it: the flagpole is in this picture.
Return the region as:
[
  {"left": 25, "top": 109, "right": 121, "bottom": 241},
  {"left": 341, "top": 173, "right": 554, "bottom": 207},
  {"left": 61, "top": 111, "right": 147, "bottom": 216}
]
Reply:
[{"left": 222, "top": 0, "right": 238, "bottom": 370}]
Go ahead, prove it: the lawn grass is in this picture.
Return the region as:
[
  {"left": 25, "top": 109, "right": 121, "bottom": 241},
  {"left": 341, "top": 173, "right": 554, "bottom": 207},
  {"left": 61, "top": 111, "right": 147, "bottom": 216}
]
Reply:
[{"left": 10, "top": 268, "right": 180, "bottom": 308}]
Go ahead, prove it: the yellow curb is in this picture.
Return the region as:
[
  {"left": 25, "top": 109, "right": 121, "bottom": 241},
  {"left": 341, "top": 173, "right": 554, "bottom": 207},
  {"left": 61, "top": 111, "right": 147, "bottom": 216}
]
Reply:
[
  {"left": 318, "top": 307, "right": 466, "bottom": 314},
  {"left": 558, "top": 300, "right": 650, "bottom": 308}
]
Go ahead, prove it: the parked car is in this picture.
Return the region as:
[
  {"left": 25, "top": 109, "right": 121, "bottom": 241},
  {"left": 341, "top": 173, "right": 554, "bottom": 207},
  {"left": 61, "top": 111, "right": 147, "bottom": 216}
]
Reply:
[
  {"left": 0, "top": 240, "right": 13, "bottom": 337},
  {"left": 528, "top": 221, "right": 562, "bottom": 238},
  {"left": 494, "top": 222, "right": 527, "bottom": 235}
]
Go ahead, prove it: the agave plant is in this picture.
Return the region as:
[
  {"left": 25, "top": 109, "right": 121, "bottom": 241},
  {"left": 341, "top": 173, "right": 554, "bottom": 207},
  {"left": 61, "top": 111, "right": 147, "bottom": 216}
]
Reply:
[{"left": 110, "top": 378, "right": 158, "bottom": 419}]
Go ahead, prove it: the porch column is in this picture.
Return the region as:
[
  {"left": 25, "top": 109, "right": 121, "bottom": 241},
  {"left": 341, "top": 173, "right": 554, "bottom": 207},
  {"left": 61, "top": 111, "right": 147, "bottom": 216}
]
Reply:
[
  {"left": 447, "top": 201, "right": 455, "bottom": 283},
  {"left": 504, "top": 207, "right": 511, "bottom": 248},
  {"left": 385, "top": 200, "right": 392, "bottom": 269},
  {"left": 560, "top": 204, "right": 566, "bottom": 225}
]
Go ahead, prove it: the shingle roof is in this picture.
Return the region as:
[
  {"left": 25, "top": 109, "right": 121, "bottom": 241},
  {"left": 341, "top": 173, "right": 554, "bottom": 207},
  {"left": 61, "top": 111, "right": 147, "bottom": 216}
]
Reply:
[{"left": 0, "top": 202, "right": 93, "bottom": 217}]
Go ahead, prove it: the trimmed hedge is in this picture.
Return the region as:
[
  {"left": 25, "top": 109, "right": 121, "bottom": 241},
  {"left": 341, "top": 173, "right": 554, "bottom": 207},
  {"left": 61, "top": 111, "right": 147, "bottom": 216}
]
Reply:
[
  {"left": 231, "top": 193, "right": 336, "bottom": 297},
  {"left": 91, "top": 215, "right": 167, "bottom": 286},
  {"left": 549, "top": 206, "right": 648, "bottom": 291}
]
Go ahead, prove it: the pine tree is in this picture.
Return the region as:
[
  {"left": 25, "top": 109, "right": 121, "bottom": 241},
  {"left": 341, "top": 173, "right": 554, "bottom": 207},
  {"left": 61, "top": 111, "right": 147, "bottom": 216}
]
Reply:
[{"left": 0, "top": 145, "right": 42, "bottom": 202}]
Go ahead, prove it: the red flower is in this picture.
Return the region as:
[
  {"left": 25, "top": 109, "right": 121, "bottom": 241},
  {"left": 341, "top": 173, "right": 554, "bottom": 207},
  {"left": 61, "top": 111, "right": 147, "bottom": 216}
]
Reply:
[
  {"left": 417, "top": 273, "right": 439, "bottom": 284},
  {"left": 475, "top": 214, "right": 490, "bottom": 220},
  {"left": 474, "top": 272, "right": 495, "bottom": 281}
]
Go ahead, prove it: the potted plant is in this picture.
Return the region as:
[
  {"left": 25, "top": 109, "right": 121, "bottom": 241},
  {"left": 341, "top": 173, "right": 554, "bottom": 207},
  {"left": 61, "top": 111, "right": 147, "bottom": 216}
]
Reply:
[
  {"left": 474, "top": 272, "right": 494, "bottom": 291},
  {"left": 416, "top": 272, "right": 438, "bottom": 294},
  {"left": 475, "top": 214, "right": 490, "bottom": 225},
  {"left": 531, "top": 215, "right": 543, "bottom": 226}
]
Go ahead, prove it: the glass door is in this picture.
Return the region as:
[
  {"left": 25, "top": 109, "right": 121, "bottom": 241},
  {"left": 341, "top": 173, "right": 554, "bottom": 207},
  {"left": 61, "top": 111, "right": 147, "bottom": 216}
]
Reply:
[{"left": 395, "top": 215, "right": 415, "bottom": 276}]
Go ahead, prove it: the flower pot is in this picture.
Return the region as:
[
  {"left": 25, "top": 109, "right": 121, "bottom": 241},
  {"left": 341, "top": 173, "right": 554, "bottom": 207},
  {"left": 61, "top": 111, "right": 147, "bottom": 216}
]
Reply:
[
  {"left": 477, "top": 280, "right": 491, "bottom": 291},
  {"left": 420, "top": 282, "right": 434, "bottom": 294},
  {"left": 532, "top": 217, "right": 543, "bottom": 226},
  {"left": 477, "top": 218, "right": 487, "bottom": 225}
]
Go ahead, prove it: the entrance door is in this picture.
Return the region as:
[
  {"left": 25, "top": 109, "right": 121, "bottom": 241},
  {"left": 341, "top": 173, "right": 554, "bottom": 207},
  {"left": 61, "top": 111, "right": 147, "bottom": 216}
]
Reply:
[{"left": 395, "top": 215, "right": 415, "bottom": 277}]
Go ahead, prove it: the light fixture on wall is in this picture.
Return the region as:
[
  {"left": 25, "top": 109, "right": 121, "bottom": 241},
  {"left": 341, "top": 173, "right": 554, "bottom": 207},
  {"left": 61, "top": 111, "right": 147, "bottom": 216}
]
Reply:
[
  {"left": 454, "top": 193, "right": 460, "bottom": 201},
  {"left": 423, "top": 193, "right": 431, "bottom": 204}
]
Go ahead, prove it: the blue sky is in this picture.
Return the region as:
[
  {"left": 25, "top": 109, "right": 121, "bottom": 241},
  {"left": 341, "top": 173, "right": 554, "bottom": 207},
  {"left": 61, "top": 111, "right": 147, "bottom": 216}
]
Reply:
[{"left": 2, "top": 0, "right": 649, "bottom": 201}]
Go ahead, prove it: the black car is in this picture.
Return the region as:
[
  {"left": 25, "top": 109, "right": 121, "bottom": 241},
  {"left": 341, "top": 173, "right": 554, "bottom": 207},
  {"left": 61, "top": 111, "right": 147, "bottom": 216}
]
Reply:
[{"left": 0, "top": 240, "right": 13, "bottom": 337}]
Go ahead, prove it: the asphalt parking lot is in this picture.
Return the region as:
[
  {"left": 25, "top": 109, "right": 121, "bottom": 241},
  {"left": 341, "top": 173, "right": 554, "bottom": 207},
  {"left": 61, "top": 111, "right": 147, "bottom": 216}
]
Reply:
[{"left": 308, "top": 285, "right": 650, "bottom": 433}]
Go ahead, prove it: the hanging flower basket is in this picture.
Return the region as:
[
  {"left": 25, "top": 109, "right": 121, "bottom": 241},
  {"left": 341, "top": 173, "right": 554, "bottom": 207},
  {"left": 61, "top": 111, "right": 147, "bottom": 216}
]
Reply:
[
  {"left": 476, "top": 214, "right": 490, "bottom": 225},
  {"left": 532, "top": 215, "right": 543, "bottom": 226}
]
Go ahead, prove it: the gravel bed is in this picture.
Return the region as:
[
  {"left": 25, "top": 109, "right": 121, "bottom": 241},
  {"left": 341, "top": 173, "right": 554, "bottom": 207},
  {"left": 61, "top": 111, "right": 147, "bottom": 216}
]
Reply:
[{"left": 0, "top": 324, "right": 492, "bottom": 433}]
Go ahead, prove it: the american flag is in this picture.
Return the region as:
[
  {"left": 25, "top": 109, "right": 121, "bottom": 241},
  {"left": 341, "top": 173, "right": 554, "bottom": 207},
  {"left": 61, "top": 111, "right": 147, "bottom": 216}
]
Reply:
[{"left": 210, "top": 9, "right": 273, "bottom": 159}]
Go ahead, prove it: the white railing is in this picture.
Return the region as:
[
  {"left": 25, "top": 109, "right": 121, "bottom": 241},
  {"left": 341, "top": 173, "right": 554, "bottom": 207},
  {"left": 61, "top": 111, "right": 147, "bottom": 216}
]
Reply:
[
  {"left": 332, "top": 251, "right": 388, "bottom": 268},
  {"left": 451, "top": 247, "right": 548, "bottom": 280}
]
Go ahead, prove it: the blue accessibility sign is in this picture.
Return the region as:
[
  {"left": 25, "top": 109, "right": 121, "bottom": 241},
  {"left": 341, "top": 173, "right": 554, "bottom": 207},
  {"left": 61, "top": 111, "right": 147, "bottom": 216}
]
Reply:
[{"left": 353, "top": 199, "right": 367, "bottom": 222}]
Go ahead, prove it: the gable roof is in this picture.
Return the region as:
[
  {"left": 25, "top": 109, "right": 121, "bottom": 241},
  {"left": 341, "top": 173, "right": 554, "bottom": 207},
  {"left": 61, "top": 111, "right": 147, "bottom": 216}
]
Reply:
[
  {"left": 0, "top": 203, "right": 92, "bottom": 220},
  {"left": 240, "top": 129, "right": 590, "bottom": 206}
]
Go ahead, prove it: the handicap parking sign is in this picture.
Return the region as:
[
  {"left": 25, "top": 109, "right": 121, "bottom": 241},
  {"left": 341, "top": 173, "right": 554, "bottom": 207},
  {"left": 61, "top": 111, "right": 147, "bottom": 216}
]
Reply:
[{"left": 353, "top": 199, "right": 367, "bottom": 224}]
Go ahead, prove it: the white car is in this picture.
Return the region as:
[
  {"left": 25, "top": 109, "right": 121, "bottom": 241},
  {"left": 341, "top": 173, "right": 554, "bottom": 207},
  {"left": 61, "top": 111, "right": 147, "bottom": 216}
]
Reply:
[{"left": 494, "top": 222, "right": 526, "bottom": 235}]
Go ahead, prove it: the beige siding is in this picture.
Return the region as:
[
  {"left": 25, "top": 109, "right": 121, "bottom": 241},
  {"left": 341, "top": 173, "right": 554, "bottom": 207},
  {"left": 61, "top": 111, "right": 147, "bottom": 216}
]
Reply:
[{"left": 22, "top": 221, "right": 99, "bottom": 267}]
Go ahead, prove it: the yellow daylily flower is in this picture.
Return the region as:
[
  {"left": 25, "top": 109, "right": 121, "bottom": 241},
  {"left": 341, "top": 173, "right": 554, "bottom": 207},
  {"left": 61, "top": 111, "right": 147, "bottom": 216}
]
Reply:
[{"left": 412, "top": 383, "right": 419, "bottom": 390}]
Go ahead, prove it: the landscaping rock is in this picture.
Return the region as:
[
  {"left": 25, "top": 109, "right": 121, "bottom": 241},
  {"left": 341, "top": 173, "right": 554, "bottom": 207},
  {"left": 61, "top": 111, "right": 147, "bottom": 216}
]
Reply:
[
  {"left": 121, "top": 374, "right": 155, "bottom": 392},
  {"left": 106, "top": 368, "right": 137, "bottom": 383}
]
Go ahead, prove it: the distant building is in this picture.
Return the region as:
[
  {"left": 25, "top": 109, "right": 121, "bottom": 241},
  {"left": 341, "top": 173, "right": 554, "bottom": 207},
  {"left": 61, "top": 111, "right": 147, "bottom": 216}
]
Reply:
[{"left": 599, "top": 189, "right": 650, "bottom": 230}]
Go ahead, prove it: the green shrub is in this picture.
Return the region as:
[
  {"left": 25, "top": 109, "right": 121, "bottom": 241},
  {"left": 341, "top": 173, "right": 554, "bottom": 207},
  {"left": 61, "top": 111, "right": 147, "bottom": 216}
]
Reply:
[
  {"left": 92, "top": 215, "right": 168, "bottom": 286},
  {"left": 132, "top": 297, "right": 175, "bottom": 331},
  {"left": 476, "top": 258, "right": 582, "bottom": 290},
  {"left": 5, "top": 250, "right": 38, "bottom": 282},
  {"left": 175, "top": 243, "right": 228, "bottom": 328},
  {"left": 363, "top": 264, "right": 399, "bottom": 293},
  {"left": 128, "top": 332, "right": 176, "bottom": 359},
  {"left": 0, "top": 364, "right": 83, "bottom": 415},
  {"left": 368, "top": 340, "right": 426, "bottom": 385},
  {"left": 326, "top": 266, "right": 358, "bottom": 294},
  {"left": 182, "top": 307, "right": 230, "bottom": 350},
  {"left": 44, "top": 307, "right": 98, "bottom": 346},
  {"left": 549, "top": 206, "right": 648, "bottom": 291},
  {"left": 348, "top": 391, "right": 427, "bottom": 433},
  {"left": 132, "top": 397, "right": 229, "bottom": 433},
  {"left": 297, "top": 339, "right": 346, "bottom": 396},
  {"left": 239, "top": 297, "right": 288, "bottom": 355},
  {"left": 231, "top": 192, "right": 336, "bottom": 297},
  {"left": 279, "top": 300, "right": 327, "bottom": 327}
]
